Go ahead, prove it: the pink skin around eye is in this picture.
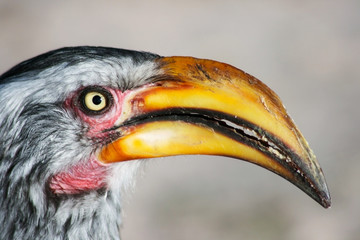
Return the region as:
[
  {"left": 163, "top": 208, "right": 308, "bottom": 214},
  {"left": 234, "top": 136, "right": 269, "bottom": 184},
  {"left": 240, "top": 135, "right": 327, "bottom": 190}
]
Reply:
[
  {"left": 49, "top": 87, "right": 130, "bottom": 195},
  {"left": 71, "top": 87, "right": 129, "bottom": 134}
]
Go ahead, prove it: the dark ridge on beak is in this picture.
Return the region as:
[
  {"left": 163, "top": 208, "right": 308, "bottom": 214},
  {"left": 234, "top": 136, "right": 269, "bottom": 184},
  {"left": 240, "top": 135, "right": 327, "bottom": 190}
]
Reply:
[{"left": 107, "top": 108, "right": 331, "bottom": 208}]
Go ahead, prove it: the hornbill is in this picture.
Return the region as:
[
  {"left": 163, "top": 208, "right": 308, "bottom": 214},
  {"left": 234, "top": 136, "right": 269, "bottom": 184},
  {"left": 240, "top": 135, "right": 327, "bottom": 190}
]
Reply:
[{"left": 0, "top": 46, "right": 330, "bottom": 240}]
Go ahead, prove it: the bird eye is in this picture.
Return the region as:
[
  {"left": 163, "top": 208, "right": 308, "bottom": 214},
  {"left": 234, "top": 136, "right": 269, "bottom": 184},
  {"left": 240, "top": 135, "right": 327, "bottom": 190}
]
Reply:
[
  {"left": 84, "top": 92, "right": 106, "bottom": 111},
  {"left": 79, "top": 87, "right": 113, "bottom": 115}
]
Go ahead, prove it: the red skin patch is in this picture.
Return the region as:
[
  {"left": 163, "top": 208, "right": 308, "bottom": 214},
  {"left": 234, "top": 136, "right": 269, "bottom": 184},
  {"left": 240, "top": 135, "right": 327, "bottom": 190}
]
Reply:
[
  {"left": 49, "top": 157, "right": 108, "bottom": 195},
  {"left": 49, "top": 87, "right": 130, "bottom": 195}
]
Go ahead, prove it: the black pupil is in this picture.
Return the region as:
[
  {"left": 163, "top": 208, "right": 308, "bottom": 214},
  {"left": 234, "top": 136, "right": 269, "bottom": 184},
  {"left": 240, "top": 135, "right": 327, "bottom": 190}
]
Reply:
[{"left": 92, "top": 95, "right": 102, "bottom": 105}]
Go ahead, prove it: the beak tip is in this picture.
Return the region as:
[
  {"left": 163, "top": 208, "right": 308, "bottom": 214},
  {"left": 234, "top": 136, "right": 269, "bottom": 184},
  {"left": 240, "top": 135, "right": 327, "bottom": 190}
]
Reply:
[
  {"left": 311, "top": 180, "right": 331, "bottom": 208},
  {"left": 311, "top": 175, "right": 331, "bottom": 208},
  {"left": 316, "top": 170, "right": 332, "bottom": 208},
  {"left": 320, "top": 190, "right": 331, "bottom": 209}
]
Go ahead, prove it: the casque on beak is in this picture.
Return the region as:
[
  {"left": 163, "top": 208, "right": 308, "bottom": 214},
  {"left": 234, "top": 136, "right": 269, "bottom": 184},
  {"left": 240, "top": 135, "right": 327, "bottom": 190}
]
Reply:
[{"left": 99, "top": 56, "right": 331, "bottom": 208}]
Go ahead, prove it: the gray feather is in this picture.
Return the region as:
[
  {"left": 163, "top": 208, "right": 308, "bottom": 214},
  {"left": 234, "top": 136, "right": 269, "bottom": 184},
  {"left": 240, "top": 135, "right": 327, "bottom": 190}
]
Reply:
[{"left": 0, "top": 47, "right": 161, "bottom": 239}]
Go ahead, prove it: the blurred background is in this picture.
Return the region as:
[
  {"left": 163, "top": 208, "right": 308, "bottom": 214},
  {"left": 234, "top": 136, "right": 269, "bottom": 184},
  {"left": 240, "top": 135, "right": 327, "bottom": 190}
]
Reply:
[{"left": 0, "top": 0, "right": 359, "bottom": 239}]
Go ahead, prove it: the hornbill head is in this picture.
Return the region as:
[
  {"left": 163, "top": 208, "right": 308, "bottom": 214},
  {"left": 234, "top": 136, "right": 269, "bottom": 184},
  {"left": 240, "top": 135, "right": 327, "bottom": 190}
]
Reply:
[{"left": 0, "top": 47, "right": 330, "bottom": 239}]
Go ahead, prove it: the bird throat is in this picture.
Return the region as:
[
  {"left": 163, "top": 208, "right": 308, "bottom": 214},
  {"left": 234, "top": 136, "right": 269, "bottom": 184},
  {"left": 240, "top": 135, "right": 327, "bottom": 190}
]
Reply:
[{"left": 49, "top": 157, "right": 109, "bottom": 195}]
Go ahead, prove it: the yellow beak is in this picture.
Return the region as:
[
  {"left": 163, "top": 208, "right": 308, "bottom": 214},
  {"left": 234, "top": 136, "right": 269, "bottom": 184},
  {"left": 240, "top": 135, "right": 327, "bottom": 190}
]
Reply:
[{"left": 99, "top": 57, "right": 331, "bottom": 208}]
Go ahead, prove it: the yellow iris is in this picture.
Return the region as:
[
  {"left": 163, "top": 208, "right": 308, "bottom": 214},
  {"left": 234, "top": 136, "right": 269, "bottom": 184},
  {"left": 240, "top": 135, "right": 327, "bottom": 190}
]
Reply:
[{"left": 84, "top": 91, "right": 107, "bottom": 111}]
